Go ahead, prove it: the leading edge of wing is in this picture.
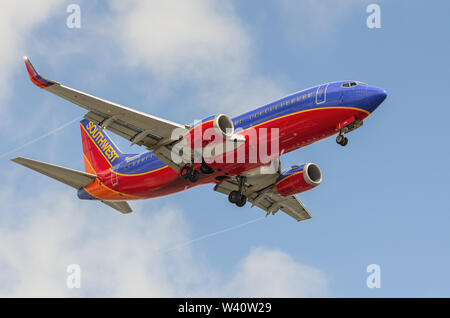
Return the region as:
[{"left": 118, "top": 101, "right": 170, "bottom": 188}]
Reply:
[{"left": 23, "top": 56, "right": 59, "bottom": 89}]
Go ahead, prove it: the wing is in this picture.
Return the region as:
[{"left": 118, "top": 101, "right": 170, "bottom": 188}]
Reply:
[
  {"left": 24, "top": 57, "right": 187, "bottom": 152},
  {"left": 214, "top": 178, "right": 312, "bottom": 222}
]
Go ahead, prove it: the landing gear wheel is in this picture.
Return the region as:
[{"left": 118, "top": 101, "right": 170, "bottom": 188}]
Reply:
[
  {"left": 180, "top": 165, "right": 190, "bottom": 178},
  {"left": 228, "top": 190, "right": 241, "bottom": 204},
  {"left": 336, "top": 134, "right": 348, "bottom": 146},
  {"left": 341, "top": 137, "right": 348, "bottom": 146},
  {"left": 200, "top": 162, "right": 214, "bottom": 174},
  {"left": 188, "top": 169, "right": 199, "bottom": 183},
  {"left": 235, "top": 195, "right": 247, "bottom": 207}
]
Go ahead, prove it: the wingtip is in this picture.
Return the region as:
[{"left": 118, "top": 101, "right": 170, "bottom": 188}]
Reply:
[{"left": 23, "top": 57, "right": 57, "bottom": 89}]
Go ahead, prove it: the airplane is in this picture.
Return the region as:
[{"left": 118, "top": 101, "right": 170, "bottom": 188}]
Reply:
[{"left": 12, "top": 57, "right": 387, "bottom": 221}]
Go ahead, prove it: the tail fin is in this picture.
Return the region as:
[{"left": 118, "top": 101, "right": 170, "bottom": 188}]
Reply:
[{"left": 80, "top": 119, "right": 124, "bottom": 173}]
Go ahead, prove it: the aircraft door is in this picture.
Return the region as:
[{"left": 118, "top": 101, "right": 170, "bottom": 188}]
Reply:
[
  {"left": 315, "top": 83, "right": 329, "bottom": 104},
  {"left": 111, "top": 167, "right": 119, "bottom": 186}
]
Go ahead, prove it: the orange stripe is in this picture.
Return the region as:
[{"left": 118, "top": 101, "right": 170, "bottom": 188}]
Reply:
[{"left": 83, "top": 153, "right": 143, "bottom": 200}]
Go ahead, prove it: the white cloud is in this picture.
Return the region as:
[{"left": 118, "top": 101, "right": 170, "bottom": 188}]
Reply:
[
  {"left": 109, "top": 0, "right": 248, "bottom": 81},
  {"left": 105, "top": 0, "right": 284, "bottom": 114},
  {"left": 226, "top": 248, "right": 328, "bottom": 297},
  {"left": 0, "top": 0, "right": 62, "bottom": 104},
  {"left": 278, "top": 0, "right": 370, "bottom": 38},
  {"left": 0, "top": 185, "right": 328, "bottom": 297}
]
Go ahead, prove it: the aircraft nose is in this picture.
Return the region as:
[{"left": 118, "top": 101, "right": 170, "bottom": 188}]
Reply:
[{"left": 366, "top": 86, "right": 387, "bottom": 112}]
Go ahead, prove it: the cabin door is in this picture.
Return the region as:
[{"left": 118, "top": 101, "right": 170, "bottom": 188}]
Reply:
[{"left": 315, "top": 83, "right": 328, "bottom": 104}]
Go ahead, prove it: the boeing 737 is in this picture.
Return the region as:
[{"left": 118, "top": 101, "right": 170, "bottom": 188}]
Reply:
[{"left": 12, "top": 57, "right": 387, "bottom": 221}]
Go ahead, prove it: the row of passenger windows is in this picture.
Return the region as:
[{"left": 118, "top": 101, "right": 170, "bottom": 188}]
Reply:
[
  {"left": 234, "top": 92, "right": 313, "bottom": 126},
  {"left": 124, "top": 153, "right": 154, "bottom": 169}
]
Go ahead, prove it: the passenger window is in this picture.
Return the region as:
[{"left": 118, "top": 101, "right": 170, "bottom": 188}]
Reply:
[
  {"left": 265, "top": 109, "right": 268, "bottom": 113},
  {"left": 250, "top": 114, "right": 253, "bottom": 119},
  {"left": 260, "top": 111, "right": 263, "bottom": 116},
  {"left": 270, "top": 106, "right": 274, "bottom": 111},
  {"left": 303, "top": 95, "right": 306, "bottom": 99},
  {"left": 297, "top": 96, "right": 301, "bottom": 102},
  {"left": 286, "top": 100, "right": 290, "bottom": 106},
  {"left": 276, "top": 104, "right": 279, "bottom": 109},
  {"left": 281, "top": 102, "right": 285, "bottom": 107},
  {"left": 255, "top": 113, "right": 258, "bottom": 118},
  {"left": 291, "top": 98, "right": 295, "bottom": 103},
  {"left": 308, "top": 93, "right": 312, "bottom": 97},
  {"left": 240, "top": 119, "right": 243, "bottom": 124}
]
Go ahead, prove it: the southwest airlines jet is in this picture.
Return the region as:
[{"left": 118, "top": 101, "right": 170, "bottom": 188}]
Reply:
[{"left": 13, "top": 57, "right": 387, "bottom": 222}]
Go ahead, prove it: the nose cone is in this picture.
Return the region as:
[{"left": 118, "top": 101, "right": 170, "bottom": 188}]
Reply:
[{"left": 366, "top": 86, "right": 387, "bottom": 112}]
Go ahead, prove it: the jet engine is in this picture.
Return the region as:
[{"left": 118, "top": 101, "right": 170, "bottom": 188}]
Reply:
[
  {"left": 185, "top": 114, "right": 234, "bottom": 148},
  {"left": 274, "top": 163, "right": 322, "bottom": 196}
]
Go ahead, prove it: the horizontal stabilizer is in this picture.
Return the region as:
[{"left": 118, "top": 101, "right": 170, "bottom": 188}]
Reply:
[
  {"left": 101, "top": 200, "right": 133, "bottom": 214},
  {"left": 11, "top": 157, "right": 96, "bottom": 189}
]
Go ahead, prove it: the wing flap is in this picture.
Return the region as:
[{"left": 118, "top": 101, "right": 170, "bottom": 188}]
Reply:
[
  {"left": 11, "top": 157, "right": 96, "bottom": 189},
  {"left": 214, "top": 180, "right": 312, "bottom": 222},
  {"left": 83, "top": 111, "right": 163, "bottom": 148}
]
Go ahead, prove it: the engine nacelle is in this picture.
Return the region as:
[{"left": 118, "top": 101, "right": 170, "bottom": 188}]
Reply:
[
  {"left": 274, "top": 163, "right": 322, "bottom": 196},
  {"left": 185, "top": 114, "right": 234, "bottom": 149}
]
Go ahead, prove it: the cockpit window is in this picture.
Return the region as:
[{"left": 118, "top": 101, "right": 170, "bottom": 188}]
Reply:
[{"left": 341, "top": 81, "right": 367, "bottom": 88}]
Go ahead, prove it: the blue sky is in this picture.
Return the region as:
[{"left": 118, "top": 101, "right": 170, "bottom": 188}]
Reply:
[{"left": 1, "top": 0, "right": 449, "bottom": 297}]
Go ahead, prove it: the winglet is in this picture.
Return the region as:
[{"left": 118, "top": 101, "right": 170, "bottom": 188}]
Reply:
[{"left": 23, "top": 56, "right": 58, "bottom": 88}]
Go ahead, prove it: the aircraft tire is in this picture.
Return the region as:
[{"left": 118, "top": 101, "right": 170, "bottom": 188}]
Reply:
[
  {"left": 228, "top": 191, "right": 241, "bottom": 204},
  {"left": 188, "top": 169, "right": 199, "bottom": 183},
  {"left": 236, "top": 195, "right": 247, "bottom": 207}
]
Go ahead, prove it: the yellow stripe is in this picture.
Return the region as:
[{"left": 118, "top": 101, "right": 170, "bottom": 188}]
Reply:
[
  {"left": 80, "top": 124, "right": 115, "bottom": 167},
  {"left": 83, "top": 154, "right": 96, "bottom": 174},
  {"left": 111, "top": 164, "right": 170, "bottom": 177},
  {"left": 188, "top": 119, "right": 214, "bottom": 132},
  {"left": 100, "top": 181, "right": 144, "bottom": 199},
  {"left": 84, "top": 177, "right": 144, "bottom": 200},
  {"left": 276, "top": 170, "right": 303, "bottom": 186},
  {"left": 82, "top": 185, "right": 100, "bottom": 199},
  {"left": 82, "top": 153, "right": 143, "bottom": 199},
  {"left": 83, "top": 183, "right": 142, "bottom": 200},
  {"left": 238, "top": 106, "right": 370, "bottom": 134}
]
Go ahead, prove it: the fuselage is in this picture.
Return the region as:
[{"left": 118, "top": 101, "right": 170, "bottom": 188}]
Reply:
[{"left": 78, "top": 80, "right": 387, "bottom": 201}]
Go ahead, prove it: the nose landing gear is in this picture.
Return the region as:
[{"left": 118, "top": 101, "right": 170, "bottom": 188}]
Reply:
[
  {"left": 336, "top": 134, "right": 348, "bottom": 146},
  {"left": 336, "top": 116, "right": 363, "bottom": 147}
]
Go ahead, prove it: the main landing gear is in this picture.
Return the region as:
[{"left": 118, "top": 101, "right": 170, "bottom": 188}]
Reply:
[
  {"left": 180, "top": 165, "right": 199, "bottom": 183},
  {"left": 228, "top": 176, "right": 247, "bottom": 207},
  {"left": 180, "top": 161, "right": 214, "bottom": 183}
]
